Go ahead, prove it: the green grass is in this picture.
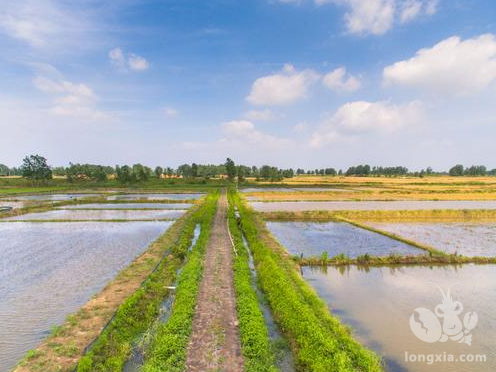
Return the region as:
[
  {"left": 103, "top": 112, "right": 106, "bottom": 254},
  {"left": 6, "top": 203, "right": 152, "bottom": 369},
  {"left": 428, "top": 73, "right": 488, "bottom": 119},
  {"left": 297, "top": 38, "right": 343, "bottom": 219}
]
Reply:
[
  {"left": 76, "top": 193, "right": 218, "bottom": 372},
  {"left": 227, "top": 190, "right": 279, "bottom": 372},
  {"left": 139, "top": 192, "right": 219, "bottom": 372},
  {"left": 233, "top": 192, "right": 383, "bottom": 372}
]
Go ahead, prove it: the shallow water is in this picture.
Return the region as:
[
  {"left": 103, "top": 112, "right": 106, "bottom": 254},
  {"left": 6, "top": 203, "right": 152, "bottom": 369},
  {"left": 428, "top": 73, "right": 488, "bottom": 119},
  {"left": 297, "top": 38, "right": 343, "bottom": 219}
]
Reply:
[
  {"left": 241, "top": 187, "right": 350, "bottom": 193},
  {"left": 106, "top": 193, "right": 202, "bottom": 201},
  {"left": 3, "top": 209, "right": 186, "bottom": 221},
  {"left": 266, "top": 221, "right": 424, "bottom": 257},
  {"left": 3, "top": 193, "right": 100, "bottom": 201},
  {"left": 0, "top": 201, "right": 25, "bottom": 210},
  {"left": 60, "top": 203, "right": 192, "bottom": 210},
  {"left": 0, "top": 221, "right": 172, "bottom": 372},
  {"left": 369, "top": 222, "right": 496, "bottom": 257},
  {"left": 302, "top": 264, "right": 496, "bottom": 372},
  {"left": 251, "top": 200, "right": 496, "bottom": 212}
]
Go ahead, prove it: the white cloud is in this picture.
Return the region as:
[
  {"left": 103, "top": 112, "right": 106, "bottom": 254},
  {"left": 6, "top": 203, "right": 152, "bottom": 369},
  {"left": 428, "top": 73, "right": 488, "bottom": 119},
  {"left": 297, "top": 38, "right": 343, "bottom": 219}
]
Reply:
[
  {"left": 221, "top": 120, "right": 290, "bottom": 147},
  {"left": 33, "top": 76, "right": 110, "bottom": 121},
  {"left": 109, "top": 48, "right": 149, "bottom": 72},
  {"left": 162, "top": 106, "right": 179, "bottom": 118},
  {"left": 341, "top": 0, "right": 395, "bottom": 36},
  {"left": 128, "top": 54, "right": 150, "bottom": 71},
  {"left": 383, "top": 34, "right": 496, "bottom": 95},
  {"left": 285, "top": 0, "right": 438, "bottom": 35},
  {"left": 310, "top": 100, "right": 423, "bottom": 147},
  {"left": 323, "top": 67, "right": 361, "bottom": 92},
  {"left": 242, "top": 109, "right": 276, "bottom": 122},
  {"left": 0, "top": 0, "right": 94, "bottom": 48},
  {"left": 246, "top": 64, "right": 320, "bottom": 106}
]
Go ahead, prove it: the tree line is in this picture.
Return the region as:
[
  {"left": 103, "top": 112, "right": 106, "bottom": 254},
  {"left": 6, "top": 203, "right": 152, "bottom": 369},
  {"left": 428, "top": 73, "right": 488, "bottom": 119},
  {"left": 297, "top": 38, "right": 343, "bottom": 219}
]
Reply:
[{"left": 2, "top": 156, "right": 496, "bottom": 182}]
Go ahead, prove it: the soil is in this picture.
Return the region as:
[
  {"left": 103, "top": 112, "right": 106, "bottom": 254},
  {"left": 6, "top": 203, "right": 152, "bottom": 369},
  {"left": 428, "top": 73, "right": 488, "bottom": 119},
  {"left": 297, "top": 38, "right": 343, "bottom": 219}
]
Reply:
[{"left": 185, "top": 193, "right": 244, "bottom": 372}]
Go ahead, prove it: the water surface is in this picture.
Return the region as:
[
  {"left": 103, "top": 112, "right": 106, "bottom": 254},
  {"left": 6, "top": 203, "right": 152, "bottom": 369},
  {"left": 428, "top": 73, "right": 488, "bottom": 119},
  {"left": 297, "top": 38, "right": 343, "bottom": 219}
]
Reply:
[
  {"left": 267, "top": 221, "right": 424, "bottom": 257},
  {"left": 0, "top": 221, "right": 172, "bottom": 371},
  {"left": 251, "top": 200, "right": 496, "bottom": 212},
  {"left": 302, "top": 264, "right": 496, "bottom": 372},
  {"left": 3, "top": 209, "right": 186, "bottom": 221},
  {"left": 61, "top": 203, "right": 192, "bottom": 210},
  {"left": 3, "top": 194, "right": 100, "bottom": 201},
  {"left": 106, "top": 193, "right": 202, "bottom": 201},
  {"left": 369, "top": 222, "right": 496, "bottom": 257}
]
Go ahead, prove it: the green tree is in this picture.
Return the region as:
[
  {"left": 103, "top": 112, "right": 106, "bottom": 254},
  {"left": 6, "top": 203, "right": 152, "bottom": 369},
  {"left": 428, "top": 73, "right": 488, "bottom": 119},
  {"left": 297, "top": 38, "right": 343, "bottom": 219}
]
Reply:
[
  {"left": 154, "top": 166, "right": 164, "bottom": 178},
  {"left": 225, "top": 158, "right": 236, "bottom": 181},
  {"left": 21, "top": 155, "right": 52, "bottom": 180},
  {"left": 0, "top": 164, "right": 10, "bottom": 176},
  {"left": 449, "top": 164, "right": 464, "bottom": 176}
]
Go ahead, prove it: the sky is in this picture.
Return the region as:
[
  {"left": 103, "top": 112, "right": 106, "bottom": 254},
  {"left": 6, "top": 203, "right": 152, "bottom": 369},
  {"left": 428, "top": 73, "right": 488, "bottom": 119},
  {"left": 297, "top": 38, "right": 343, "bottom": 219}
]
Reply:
[{"left": 1, "top": 0, "right": 496, "bottom": 170}]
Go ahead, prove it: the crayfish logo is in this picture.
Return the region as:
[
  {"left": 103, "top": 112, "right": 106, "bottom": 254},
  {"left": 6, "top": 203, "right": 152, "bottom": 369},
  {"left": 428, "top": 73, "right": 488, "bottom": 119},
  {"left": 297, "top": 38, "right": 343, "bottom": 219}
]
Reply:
[{"left": 410, "top": 283, "right": 478, "bottom": 345}]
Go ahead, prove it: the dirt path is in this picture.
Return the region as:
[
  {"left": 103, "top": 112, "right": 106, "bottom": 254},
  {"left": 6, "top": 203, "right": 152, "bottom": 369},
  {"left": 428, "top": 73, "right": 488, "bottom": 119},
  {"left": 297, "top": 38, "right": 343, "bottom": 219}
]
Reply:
[{"left": 185, "top": 192, "right": 244, "bottom": 372}]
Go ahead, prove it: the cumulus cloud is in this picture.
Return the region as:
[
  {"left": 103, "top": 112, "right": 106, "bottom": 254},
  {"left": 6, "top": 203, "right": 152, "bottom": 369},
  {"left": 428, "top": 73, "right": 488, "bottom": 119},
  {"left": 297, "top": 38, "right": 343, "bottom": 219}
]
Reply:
[
  {"left": 310, "top": 100, "right": 424, "bottom": 147},
  {"left": 221, "top": 120, "right": 290, "bottom": 147},
  {"left": 323, "top": 67, "right": 361, "bottom": 92},
  {"left": 246, "top": 64, "right": 320, "bottom": 106},
  {"left": 383, "top": 34, "right": 496, "bottom": 95},
  {"left": 109, "top": 48, "right": 149, "bottom": 72},
  {"left": 33, "top": 76, "right": 109, "bottom": 121}
]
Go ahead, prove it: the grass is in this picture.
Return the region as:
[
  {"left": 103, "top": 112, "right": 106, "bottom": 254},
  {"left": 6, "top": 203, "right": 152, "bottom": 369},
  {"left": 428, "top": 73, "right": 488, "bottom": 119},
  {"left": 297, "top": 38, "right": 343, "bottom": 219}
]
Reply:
[
  {"left": 75, "top": 193, "right": 218, "bottom": 372},
  {"left": 233, "top": 192, "right": 383, "bottom": 372},
  {"left": 139, "top": 192, "right": 219, "bottom": 372},
  {"left": 227, "top": 190, "right": 279, "bottom": 372},
  {"left": 294, "top": 252, "right": 496, "bottom": 266}
]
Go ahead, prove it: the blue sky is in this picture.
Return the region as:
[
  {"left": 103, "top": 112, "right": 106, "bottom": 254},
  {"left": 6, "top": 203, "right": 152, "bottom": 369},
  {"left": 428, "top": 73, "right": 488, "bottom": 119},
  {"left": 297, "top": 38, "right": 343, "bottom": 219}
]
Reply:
[{"left": 1, "top": 0, "right": 496, "bottom": 170}]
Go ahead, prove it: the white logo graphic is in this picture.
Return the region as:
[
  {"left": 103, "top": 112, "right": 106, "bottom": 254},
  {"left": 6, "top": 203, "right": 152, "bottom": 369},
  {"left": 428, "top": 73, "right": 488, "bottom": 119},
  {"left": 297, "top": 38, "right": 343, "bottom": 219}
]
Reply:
[{"left": 410, "top": 283, "right": 478, "bottom": 345}]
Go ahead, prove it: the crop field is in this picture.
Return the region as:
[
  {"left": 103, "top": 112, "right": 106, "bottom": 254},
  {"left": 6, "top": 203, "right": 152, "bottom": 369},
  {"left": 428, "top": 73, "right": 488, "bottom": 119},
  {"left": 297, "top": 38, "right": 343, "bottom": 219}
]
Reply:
[{"left": 1, "top": 176, "right": 496, "bottom": 372}]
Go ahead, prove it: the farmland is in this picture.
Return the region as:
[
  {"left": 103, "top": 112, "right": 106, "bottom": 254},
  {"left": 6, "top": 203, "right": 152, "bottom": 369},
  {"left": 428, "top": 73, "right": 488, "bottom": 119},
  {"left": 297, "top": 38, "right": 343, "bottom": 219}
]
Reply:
[{"left": 1, "top": 175, "right": 495, "bottom": 371}]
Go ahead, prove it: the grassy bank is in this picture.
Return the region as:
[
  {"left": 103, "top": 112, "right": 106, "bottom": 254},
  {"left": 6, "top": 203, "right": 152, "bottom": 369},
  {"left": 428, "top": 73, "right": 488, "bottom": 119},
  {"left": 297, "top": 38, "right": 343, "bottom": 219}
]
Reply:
[
  {"left": 75, "top": 193, "right": 218, "bottom": 372},
  {"left": 233, "top": 193, "right": 383, "bottom": 372},
  {"left": 139, "top": 192, "right": 219, "bottom": 372},
  {"left": 262, "top": 209, "right": 496, "bottom": 222},
  {"left": 227, "top": 191, "right": 279, "bottom": 372},
  {"left": 294, "top": 253, "right": 496, "bottom": 266}
]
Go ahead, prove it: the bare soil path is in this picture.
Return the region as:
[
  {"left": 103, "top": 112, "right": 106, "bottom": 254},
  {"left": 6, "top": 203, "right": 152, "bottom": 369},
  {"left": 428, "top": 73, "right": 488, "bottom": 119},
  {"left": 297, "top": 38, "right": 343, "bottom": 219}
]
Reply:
[{"left": 185, "top": 192, "right": 244, "bottom": 372}]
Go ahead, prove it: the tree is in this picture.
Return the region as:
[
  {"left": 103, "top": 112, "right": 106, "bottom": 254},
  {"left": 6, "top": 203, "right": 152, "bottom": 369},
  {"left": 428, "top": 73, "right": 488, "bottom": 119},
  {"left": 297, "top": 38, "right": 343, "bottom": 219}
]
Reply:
[
  {"left": 449, "top": 164, "right": 464, "bottom": 176},
  {"left": 225, "top": 158, "right": 236, "bottom": 181},
  {"left": 21, "top": 155, "right": 52, "bottom": 180},
  {"left": 154, "top": 166, "right": 164, "bottom": 178},
  {"left": 0, "top": 164, "right": 10, "bottom": 176},
  {"left": 191, "top": 163, "right": 198, "bottom": 178}
]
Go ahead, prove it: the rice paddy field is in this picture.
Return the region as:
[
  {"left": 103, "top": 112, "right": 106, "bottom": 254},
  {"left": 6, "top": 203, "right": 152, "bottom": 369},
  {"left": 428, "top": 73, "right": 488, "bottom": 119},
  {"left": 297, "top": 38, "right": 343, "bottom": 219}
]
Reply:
[{"left": 2, "top": 176, "right": 496, "bottom": 372}]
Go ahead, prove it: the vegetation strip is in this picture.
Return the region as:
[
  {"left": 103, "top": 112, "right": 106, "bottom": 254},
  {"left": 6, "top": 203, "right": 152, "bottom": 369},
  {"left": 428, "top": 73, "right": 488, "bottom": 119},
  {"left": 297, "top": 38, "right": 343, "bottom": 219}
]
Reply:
[
  {"left": 139, "top": 191, "right": 219, "bottom": 372},
  {"left": 261, "top": 209, "right": 496, "bottom": 222},
  {"left": 233, "top": 192, "right": 382, "bottom": 372},
  {"left": 227, "top": 191, "right": 279, "bottom": 372},
  {"left": 75, "top": 193, "right": 218, "bottom": 372},
  {"left": 13, "top": 199, "right": 204, "bottom": 372}
]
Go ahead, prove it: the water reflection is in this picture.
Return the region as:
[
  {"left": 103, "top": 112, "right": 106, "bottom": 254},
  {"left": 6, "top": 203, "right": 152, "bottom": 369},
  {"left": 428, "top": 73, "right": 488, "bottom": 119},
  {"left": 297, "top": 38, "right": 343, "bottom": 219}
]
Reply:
[
  {"left": 267, "top": 221, "right": 424, "bottom": 258},
  {"left": 369, "top": 223, "right": 496, "bottom": 257},
  {"left": 0, "top": 221, "right": 172, "bottom": 371},
  {"left": 3, "top": 209, "right": 186, "bottom": 221},
  {"left": 302, "top": 264, "right": 496, "bottom": 372}
]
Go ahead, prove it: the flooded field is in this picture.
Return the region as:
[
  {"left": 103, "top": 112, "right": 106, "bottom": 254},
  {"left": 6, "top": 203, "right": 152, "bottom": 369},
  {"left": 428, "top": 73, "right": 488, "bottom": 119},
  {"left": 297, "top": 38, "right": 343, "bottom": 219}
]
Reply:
[
  {"left": 3, "top": 209, "right": 186, "bottom": 221},
  {"left": 0, "top": 201, "right": 25, "bottom": 210},
  {"left": 251, "top": 200, "right": 496, "bottom": 212},
  {"left": 2, "top": 194, "right": 101, "bottom": 201},
  {"left": 303, "top": 264, "right": 496, "bottom": 372},
  {"left": 266, "top": 221, "right": 424, "bottom": 257},
  {"left": 60, "top": 203, "right": 192, "bottom": 210},
  {"left": 241, "top": 187, "right": 350, "bottom": 193},
  {"left": 368, "top": 222, "right": 496, "bottom": 257},
  {"left": 106, "top": 193, "right": 202, "bottom": 201},
  {"left": 0, "top": 221, "right": 172, "bottom": 371}
]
